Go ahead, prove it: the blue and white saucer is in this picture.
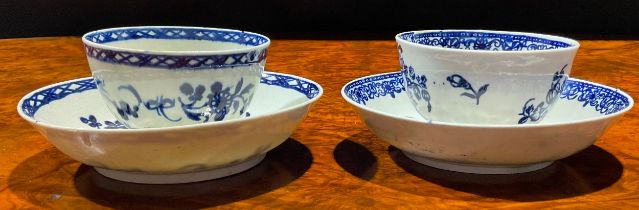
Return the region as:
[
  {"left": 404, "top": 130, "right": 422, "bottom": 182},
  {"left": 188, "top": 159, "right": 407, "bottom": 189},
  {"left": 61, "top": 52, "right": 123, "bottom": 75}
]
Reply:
[
  {"left": 18, "top": 71, "right": 322, "bottom": 184},
  {"left": 342, "top": 72, "right": 633, "bottom": 174}
]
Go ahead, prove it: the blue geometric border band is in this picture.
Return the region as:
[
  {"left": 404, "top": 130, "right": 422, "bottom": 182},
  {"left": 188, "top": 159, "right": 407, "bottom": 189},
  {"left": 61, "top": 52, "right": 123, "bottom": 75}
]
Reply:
[
  {"left": 85, "top": 45, "right": 266, "bottom": 70},
  {"left": 83, "top": 27, "right": 269, "bottom": 69},
  {"left": 84, "top": 27, "right": 269, "bottom": 46},
  {"left": 399, "top": 31, "right": 573, "bottom": 51}
]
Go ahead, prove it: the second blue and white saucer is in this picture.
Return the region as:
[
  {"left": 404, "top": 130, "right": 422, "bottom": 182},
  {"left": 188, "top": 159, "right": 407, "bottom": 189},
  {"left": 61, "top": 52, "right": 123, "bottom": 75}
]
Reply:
[
  {"left": 18, "top": 71, "right": 323, "bottom": 184},
  {"left": 342, "top": 72, "right": 633, "bottom": 174}
]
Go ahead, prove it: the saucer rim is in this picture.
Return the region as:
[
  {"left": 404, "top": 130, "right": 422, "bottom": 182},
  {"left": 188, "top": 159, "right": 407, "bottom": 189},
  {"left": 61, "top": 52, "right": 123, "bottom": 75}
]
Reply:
[
  {"left": 341, "top": 71, "right": 634, "bottom": 128},
  {"left": 17, "top": 71, "right": 323, "bottom": 133}
]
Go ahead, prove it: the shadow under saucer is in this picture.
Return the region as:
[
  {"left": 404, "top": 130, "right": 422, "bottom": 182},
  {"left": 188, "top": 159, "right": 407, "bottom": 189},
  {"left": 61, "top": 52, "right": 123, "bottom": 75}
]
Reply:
[
  {"left": 8, "top": 138, "right": 312, "bottom": 209},
  {"left": 332, "top": 131, "right": 623, "bottom": 202},
  {"left": 333, "top": 139, "right": 378, "bottom": 180},
  {"left": 388, "top": 145, "right": 623, "bottom": 201},
  {"left": 73, "top": 138, "right": 312, "bottom": 209}
]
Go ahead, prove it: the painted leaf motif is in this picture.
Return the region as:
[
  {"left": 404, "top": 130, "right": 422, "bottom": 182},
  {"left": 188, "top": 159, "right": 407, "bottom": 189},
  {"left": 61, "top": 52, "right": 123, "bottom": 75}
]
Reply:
[
  {"left": 191, "top": 85, "right": 205, "bottom": 101},
  {"left": 240, "top": 83, "right": 255, "bottom": 96},
  {"left": 214, "top": 109, "right": 226, "bottom": 121},
  {"left": 420, "top": 89, "right": 430, "bottom": 101},
  {"left": 211, "top": 82, "right": 223, "bottom": 93},
  {"left": 161, "top": 98, "right": 175, "bottom": 108},
  {"left": 180, "top": 83, "right": 193, "bottom": 95},
  {"left": 183, "top": 109, "right": 203, "bottom": 121},
  {"left": 232, "top": 101, "right": 239, "bottom": 113},
  {"left": 478, "top": 84, "right": 489, "bottom": 96},
  {"left": 460, "top": 92, "right": 476, "bottom": 99},
  {"left": 146, "top": 100, "right": 158, "bottom": 107},
  {"left": 234, "top": 78, "right": 244, "bottom": 94},
  {"left": 518, "top": 117, "right": 528, "bottom": 124},
  {"left": 525, "top": 104, "right": 535, "bottom": 113}
]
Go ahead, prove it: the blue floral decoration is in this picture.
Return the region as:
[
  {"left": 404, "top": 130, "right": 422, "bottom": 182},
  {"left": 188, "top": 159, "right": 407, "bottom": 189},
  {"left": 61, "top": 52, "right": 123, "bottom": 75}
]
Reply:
[
  {"left": 80, "top": 115, "right": 126, "bottom": 129},
  {"left": 178, "top": 78, "right": 254, "bottom": 122},
  {"left": 21, "top": 72, "right": 321, "bottom": 130},
  {"left": 103, "top": 120, "right": 126, "bottom": 129},
  {"left": 344, "top": 73, "right": 404, "bottom": 105},
  {"left": 446, "top": 74, "right": 489, "bottom": 105},
  {"left": 402, "top": 65, "right": 432, "bottom": 112},
  {"left": 398, "top": 31, "right": 572, "bottom": 51},
  {"left": 22, "top": 73, "right": 319, "bottom": 120},
  {"left": 517, "top": 65, "right": 568, "bottom": 124},
  {"left": 398, "top": 45, "right": 433, "bottom": 112},
  {"left": 98, "top": 78, "right": 254, "bottom": 124},
  {"left": 560, "top": 80, "right": 629, "bottom": 115},
  {"left": 80, "top": 115, "right": 102, "bottom": 128},
  {"left": 343, "top": 73, "right": 630, "bottom": 123}
]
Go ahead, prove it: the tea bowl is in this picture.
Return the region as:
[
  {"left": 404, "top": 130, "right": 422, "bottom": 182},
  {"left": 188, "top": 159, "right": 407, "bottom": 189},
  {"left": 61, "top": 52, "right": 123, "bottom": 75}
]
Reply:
[
  {"left": 396, "top": 30, "right": 580, "bottom": 125},
  {"left": 82, "top": 26, "right": 270, "bottom": 128},
  {"left": 17, "top": 71, "right": 322, "bottom": 184},
  {"left": 342, "top": 72, "right": 632, "bottom": 174}
]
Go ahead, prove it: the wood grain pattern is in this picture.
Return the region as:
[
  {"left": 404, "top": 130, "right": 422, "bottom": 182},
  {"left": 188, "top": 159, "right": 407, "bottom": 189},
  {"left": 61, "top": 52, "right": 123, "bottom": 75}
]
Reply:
[{"left": 1, "top": 37, "right": 638, "bottom": 209}]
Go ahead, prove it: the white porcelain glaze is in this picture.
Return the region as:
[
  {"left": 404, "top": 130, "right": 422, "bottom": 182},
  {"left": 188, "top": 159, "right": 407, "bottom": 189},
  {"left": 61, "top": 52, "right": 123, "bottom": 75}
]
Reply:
[
  {"left": 396, "top": 30, "right": 580, "bottom": 125},
  {"left": 342, "top": 72, "right": 633, "bottom": 174},
  {"left": 18, "top": 72, "right": 322, "bottom": 183},
  {"left": 82, "top": 26, "right": 271, "bottom": 128}
]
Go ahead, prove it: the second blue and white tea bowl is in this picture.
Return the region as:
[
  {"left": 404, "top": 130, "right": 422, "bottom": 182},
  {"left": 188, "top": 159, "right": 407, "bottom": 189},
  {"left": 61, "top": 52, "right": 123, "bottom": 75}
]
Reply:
[
  {"left": 396, "top": 30, "right": 580, "bottom": 125},
  {"left": 82, "top": 26, "right": 270, "bottom": 128}
]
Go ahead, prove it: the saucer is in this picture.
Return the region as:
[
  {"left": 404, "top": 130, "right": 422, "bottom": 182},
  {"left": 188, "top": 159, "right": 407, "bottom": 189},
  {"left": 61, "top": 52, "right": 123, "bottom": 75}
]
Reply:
[
  {"left": 18, "top": 71, "right": 323, "bottom": 184},
  {"left": 342, "top": 72, "right": 633, "bottom": 174}
]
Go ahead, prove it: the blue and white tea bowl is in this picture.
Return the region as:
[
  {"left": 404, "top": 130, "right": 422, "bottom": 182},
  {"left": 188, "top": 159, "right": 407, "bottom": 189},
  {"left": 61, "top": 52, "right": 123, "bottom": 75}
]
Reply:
[
  {"left": 342, "top": 72, "right": 632, "bottom": 174},
  {"left": 82, "top": 26, "right": 270, "bottom": 128},
  {"left": 396, "top": 30, "right": 580, "bottom": 125},
  {"left": 17, "top": 72, "right": 322, "bottom": 184}
]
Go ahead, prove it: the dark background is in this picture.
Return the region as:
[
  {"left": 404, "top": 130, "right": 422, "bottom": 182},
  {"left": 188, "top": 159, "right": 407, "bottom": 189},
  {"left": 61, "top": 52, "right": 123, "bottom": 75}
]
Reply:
[{"left": 1, "top": 0, "right": 638, "bottom": 40}]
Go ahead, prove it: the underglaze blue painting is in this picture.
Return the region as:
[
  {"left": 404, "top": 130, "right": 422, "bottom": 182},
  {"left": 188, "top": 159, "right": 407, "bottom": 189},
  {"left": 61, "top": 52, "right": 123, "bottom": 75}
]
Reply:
[
  {"left": 446, "top": 74, "right": 489, "bottom": 105},
  {"left": 80, "top": 115, "right": 126, "bottom": 129},
  {"left": 343, "top": 72, "right": 630, "bottom": 122},
  {"left": 398, "top": 45, "right": 433, "bottom": 112},
  {"left": 179, "top": 79, "right": 254, "bottom": 122},
  {"left": 94, "top": 78, "right": 255, "bottom": 123},
  {"left": 84, "top": 27, "right": 269, "bottom": 69},
  {"left": 344, "top": 73, "right": 404, "bottom": 105},
  {"left": 398, "top": 31, "right": 572, "bottom": 51},
  {"left": 21, "top": 73, "right": 321, "bottom": 129},
  {"left": 517, "top": 65, "right": 568, "bottom": 124},
  {"left": 560, "top": 80, "right": 629, "bottom": 115}
]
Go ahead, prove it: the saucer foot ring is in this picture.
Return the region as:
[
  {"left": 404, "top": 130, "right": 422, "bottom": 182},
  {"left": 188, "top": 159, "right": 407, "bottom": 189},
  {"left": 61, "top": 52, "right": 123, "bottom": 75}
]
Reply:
[
  {"left": 402, "top": 151, "right": 552, "bottom": 174},
  {"left": 94, "top": 154, "right": 266, "bottom": 184}
]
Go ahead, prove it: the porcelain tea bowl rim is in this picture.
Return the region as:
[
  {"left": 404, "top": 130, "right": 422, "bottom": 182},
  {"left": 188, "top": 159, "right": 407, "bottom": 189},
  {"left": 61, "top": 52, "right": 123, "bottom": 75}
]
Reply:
[
  {"left": 17, "top": 71, "right": 324, "bottom": 133},
  {"left": 341, "top": 72, "right": 633, "bottom": 128},
  {"left": 395, "top": 29, "right": 580, "bottom": 54},
  {"left": 81, "top": 26, "right": 271, "bottom": 55}
]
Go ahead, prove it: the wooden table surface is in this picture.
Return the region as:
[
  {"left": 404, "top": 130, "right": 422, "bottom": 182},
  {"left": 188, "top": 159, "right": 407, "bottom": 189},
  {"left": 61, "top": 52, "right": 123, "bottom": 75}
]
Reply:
[{"left": 1, "top": 37, "right": 638, "bottom": 209}]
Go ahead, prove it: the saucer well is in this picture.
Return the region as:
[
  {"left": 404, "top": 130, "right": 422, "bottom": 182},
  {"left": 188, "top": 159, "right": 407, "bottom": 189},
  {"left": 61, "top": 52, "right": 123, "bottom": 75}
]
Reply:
[
  {"left": 342, "top": 72, "right": 633, "bottom": 174},
  {"left": 18, "top": 71, "right": 323, "bottom": 184}
]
